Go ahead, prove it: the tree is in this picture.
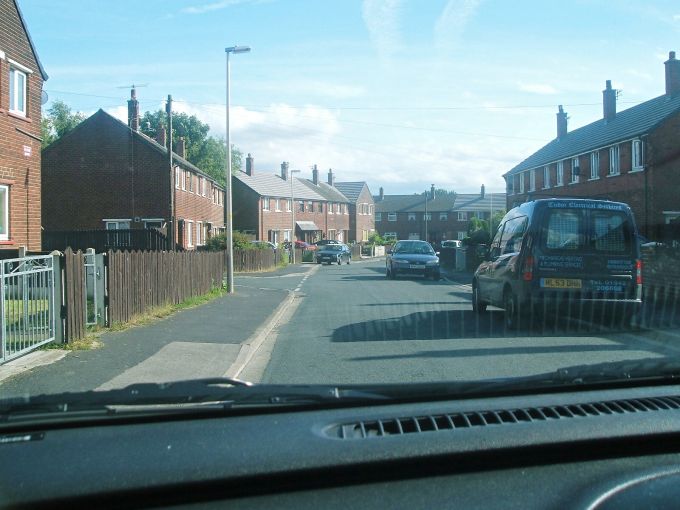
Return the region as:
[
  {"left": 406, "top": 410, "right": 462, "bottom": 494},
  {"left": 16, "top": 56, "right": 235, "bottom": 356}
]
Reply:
[
  {"left": 41, "top": 100, "right": 86, "bottom": 148},
  {"left": 140, "top": 109, "right": 242, "bottom": 185}
]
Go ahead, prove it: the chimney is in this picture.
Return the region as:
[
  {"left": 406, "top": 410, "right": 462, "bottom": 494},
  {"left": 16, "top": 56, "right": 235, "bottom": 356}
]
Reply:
[
  {"left": 556, "top": 105, "right": 568, "bottom": 139},
  {"left": 127, "top": 88, "right": 140, "bottom": 131},
  {"left": 281, "top": 161, "right": 289, "bottom": 180},
  {"left": 665, "top": 51, "right": 680, "bottom": 97},
  {"left": 430, "top": 184, "right": 436, "bottom": 199},
  {"left": 327, "top": 168, "right": 334, "bottom": 186},
  {"left": 176, "top": 137, "right": 186, "bottom": 159},
  {"left": 603, "top": 80, "right": 617, "bottom": 123},
  {"left": 245, "top": 153, "right": 254, "bottom": 176},
  {"left": 480, "top": 184, "right": 485, "bottom": 199},
  {"left": 379, "top": 187, "right": 384, "bottom": 201},
  {"left": 312, "top": 164, "right": 319, "bottom": 185},
  {"left": 156, "top": 127, "right": 167, "bottom": 148}
]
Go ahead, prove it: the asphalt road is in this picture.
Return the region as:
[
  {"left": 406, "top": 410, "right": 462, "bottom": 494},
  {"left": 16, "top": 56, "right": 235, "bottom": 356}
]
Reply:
[{"left": 261, "top": 259, "right": 680, "bottom": 385}]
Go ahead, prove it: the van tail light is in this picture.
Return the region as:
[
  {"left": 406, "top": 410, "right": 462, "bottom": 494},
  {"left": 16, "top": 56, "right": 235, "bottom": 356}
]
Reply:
[
  {"left": 636, "top": 259, "right": 643, "bottom": 285},
  {"left": 522, "top": 256, "right": 534, "bottom": 281}
]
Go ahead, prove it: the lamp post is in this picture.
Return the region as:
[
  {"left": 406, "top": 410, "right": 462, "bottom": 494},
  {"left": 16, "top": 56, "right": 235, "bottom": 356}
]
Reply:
[
  {"left": 290, "top": 169, "right": 301, "bottom": 264},
  {"left": 224, "top": 45, "right": 250, "bottom": 294}
]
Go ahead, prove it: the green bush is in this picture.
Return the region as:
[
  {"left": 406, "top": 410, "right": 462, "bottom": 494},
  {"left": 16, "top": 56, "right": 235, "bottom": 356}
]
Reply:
[{"left": 205, "top": 231, "right": 254, "bottom": 251}]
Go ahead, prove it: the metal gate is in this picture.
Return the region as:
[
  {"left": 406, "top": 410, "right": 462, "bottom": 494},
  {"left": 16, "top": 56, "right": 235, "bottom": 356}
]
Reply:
[{"left": 0, "top": 256, "right": 56, "bottom": 363}]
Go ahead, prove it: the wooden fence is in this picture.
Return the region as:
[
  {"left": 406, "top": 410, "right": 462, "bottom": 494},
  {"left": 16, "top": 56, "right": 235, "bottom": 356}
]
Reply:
[
  {"left": 231, "top": 249, "right": 278, "bottom": 272},
  {"left": 63, "top": 248, "right": 87, "bottom": 342},
  {"left": 107, "top": 250, "right": 225, "bottom": 325},
  {"left": 44, "top": 229, "right": 170, "bottom": 252}
]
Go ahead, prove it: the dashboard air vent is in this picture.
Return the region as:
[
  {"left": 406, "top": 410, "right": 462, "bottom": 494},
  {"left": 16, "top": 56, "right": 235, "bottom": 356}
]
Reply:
[{"left": 331, "top": 396, "right": 680, "bottom": 439}]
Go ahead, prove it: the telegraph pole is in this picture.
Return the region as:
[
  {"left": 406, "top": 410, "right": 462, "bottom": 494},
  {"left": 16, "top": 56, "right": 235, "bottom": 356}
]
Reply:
[{"left": 166, "top": 94, "right": 175, "bottom": 250}]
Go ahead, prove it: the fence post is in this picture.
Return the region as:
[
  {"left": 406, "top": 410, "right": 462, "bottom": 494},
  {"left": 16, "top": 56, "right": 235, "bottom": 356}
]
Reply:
[{"left": 51, "top": 251, "right": 65, "bottom": 344}]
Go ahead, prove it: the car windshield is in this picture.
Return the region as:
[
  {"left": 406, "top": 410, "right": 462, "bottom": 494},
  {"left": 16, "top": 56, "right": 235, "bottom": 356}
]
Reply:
[{"left": 2, "top": 0, "right": 680, "bottom": 424}]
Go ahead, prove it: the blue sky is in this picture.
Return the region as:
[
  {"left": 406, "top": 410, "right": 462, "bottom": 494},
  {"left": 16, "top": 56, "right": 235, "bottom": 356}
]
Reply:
[{"left": 20, "top": 0, "right": 680, "bottom": 195}]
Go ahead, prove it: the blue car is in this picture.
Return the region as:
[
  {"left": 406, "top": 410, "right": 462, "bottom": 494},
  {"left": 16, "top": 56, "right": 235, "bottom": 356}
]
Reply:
[{"left": 386, "top": 240, "right": 440, "bottom": 280}]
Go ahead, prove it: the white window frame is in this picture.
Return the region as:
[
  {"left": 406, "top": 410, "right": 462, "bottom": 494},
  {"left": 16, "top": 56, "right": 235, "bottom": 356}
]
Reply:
[
  {"left": 275, "top": 199, "right": 281, "bottom": 212},
  {"left": 519, "top": 172, "right": 525, "bottom": 193},
  {"left": 439, "top": 212, "right": 448, "bottom": 221},
  {"left": 632, "top": 139, "right": 644, "bottom": 171},
  {"left": 529, "top": 169, "right": 536, "bottom": 191},
  {"left": 328, "top": 202, "right": 334, "bottom": 215},
  {"left": 143, "top": 218, "right": 164, "bottom": 229},
  {"left": 286, "top": 199, "right": 292, "bottom": 212},
  {"left": 457, "top": 231, "right": 466, "bottom": 240},
  {"left": 104, "top": 219, "right": 131, "bottom": 230},
  {"left": 9, "top": 65, "right": 28, "bottom": 116},
  {"left": 283, "top": 229, "right": 292, "bottom": 242},
  {"left": 590, "top": 151, "right": 600, "bottom": 180},
  {"left": 181, "top": 170, "right": 187, "bottom": 191},
  {"left": 408, "top": 233, "right": 420, "bottom": 240},
  {"left": 609, "top": 145, "right": 620, "bottom": 176},
  {"left": 202, "top": 177, "right": 207, "bottom": 196},
  {"left": 186, "top": 221, "right": 194, "bottom": 247},
  {"left": 387, "top": 213, "right": 397, "bottom": 222},
  {"left": 571, "top": 157, "right": 580, "bottom": 184},
  {"left": 423, "top": 213, "right": 431, "bottom": 221},
  {"left": 556, "top": 161, "right": 564, "bottom": 186},
  {"left": 375, "top": 212, "right": 382, "bottom": 222},
  {"left": 0, "top": 185, "right": 9, "bottom": 241},
  {"left": 408, "top": 213, "right": 416, "bottom": 221},
  {"left": 175, "top": 167, "right": 180, "bottom": 188},
  {"left": 543, "top": 166, "right": 550, "bottom": 189},
  {"left": 262, "top": 197, "right": 270, "bottom": 211},
  {"left": 369, "top": 204, "right": 374, "bottom": 215},
  {"left": 188, "top": 172, "right": 194, "bottom": 193},
  {"left": 384, "top": 232, "right": 397, "bottom": 240},
  {"left": 344, "top": 204, "right": 349, "bottom": 215},
  {"left": 196, "top": 221, "right": 202, "bottom": 246},
  {"left": 457, "top": 211, "right": 467, "bottom": 221}
]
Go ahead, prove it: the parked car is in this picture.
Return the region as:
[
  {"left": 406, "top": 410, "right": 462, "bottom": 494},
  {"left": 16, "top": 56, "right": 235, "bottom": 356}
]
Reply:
[
  {"left": 472, "top": 198, "right": 642, "bottom": 329},
  {"left": 314, "top": 239, "right": 342, "bottom": 246},
  {"left": 250, "top": 240, "right": 277, "bottom": 250},
  {"left": 294, "top": 240, "right": 316, "bottom": 250},
  {"left": 386, "top": 240, "right": 440, "bottom": 280},
  {"left": 316, "top": 244, "right": 351, "bottom": 265},
  {"left": 441, "top": 240, "right": 463, "bottom": 248}
]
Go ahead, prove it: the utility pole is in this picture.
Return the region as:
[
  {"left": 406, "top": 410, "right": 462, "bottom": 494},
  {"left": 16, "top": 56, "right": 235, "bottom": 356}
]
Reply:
[{"left": 166, "top": 94, "right": 175, "bottom": 250}]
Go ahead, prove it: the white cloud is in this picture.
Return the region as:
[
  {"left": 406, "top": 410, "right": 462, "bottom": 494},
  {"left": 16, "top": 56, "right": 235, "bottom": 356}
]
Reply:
[
  {"left": 106, "top": 105, "right": 129, "bottom": 123},
  {"left": 362, "top": 0, "right": 402, "bottom": 60},
  {"left": 434, "top": 0, "right": 481, "bottom": 53},
  {"left": 517, "top": 82, "right": 558, "bottom": 95},
  {"left": 250, "top": 80, "right": 366, "bottom": 100},
  {"left": 180, "top": 0, "right": 267, "bottom": 15}
]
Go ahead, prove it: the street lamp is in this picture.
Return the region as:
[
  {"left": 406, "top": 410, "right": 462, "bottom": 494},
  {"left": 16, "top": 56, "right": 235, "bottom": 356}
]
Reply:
[
  {"left": 290, "top": 169, "right": 301, "bottom": 264},
  {"left": 225, "top": 45, "right": 250, "bottom": 294}
]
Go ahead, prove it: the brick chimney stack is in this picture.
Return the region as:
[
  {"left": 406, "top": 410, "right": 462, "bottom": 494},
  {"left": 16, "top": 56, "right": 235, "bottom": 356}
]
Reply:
[
  {"left": 176, "top": 137, "right": 186, "bottom": 159},
  {"left": 480, "top": 184, "right": 485, "bottom": 199},
  {"left": 281, "top": 161, "right": 289, "bottom": 180},
  {"left": 127, "top": 88, "right": 140, "bottom": 131},
  {"left": 665, "top": 51, "right": 680, "bottom": 97},
  {"left": 430, "top": 184, "right": 436, "bottom": 199},
  {"left": 312, "top": 164, "right": 319, "bottom": 185},
  {"left": 245, "top": 153, "right": 254, "bottom": 176},
  {"left": 379, "top": 187, "right": 384, "bottom": 201},
  {"left": 156, "top": 127, "right": 166, "bottom": 147},
  {"left": 556, "top": 105, "right": 568, "bottom": 139},
  {"left": 327, "top": 168, "right": 334, "bottom": 186},
  {"left": 603, "top": 80, "right": 617, "bottom": 123}
]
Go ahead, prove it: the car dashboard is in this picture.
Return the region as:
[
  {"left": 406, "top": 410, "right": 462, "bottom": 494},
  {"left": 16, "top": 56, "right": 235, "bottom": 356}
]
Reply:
[{"left": 3, "top": 384, "right": 680, "bottom": 509}]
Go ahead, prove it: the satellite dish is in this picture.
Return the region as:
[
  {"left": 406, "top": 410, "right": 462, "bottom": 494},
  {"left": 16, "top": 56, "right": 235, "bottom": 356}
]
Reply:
[{"left": 41, "top": 90, "right": 48, "bottom": 105}]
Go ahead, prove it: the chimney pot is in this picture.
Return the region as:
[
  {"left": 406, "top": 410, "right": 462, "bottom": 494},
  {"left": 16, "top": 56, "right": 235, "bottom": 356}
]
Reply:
[
  {"left": 379, "top": 187, "right": 384, "bottom": 201},
  {"left": 480, "top": 184, "right": 485, "bottom": 199},
  {"left": 665, "top": 50, "right": 680, "bottom": 97},
  {"left": 281, "top": 161, "right": 289, "bottom": 180},
  {"left": 327, "top": 168, "right": 334, "bottom": 186},
  {"left": 246, "top": 153, "right": 254, "bottom": 176},
  {"left": 603, "top": 80, "right": 617, "bottom": 123},
  {"left": 312, "top": 164, "right": 319, "bottom": 185},
  {"left": 176, "top": 137, "right": 186, "bottom": 159},
  {"left": 127, "top": 87, "right": 140, "bottom": 131},
  {"left": 156, "top": 127, "right": 167, "bottom": 148},
  {"left": 556, "top": 104, "right": 568, "bottom": 139}
]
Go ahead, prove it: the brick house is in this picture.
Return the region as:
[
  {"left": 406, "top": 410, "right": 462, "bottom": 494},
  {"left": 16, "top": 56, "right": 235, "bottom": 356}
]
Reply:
[
  {"left": 334, "top": 181, "right": 375, "bottom": 242},
  {"left": 232, "top": 158, "right": 351, "bottom": 243},
  {"left": 504, "top": 51, "right": 680, "bottom": 240},
  {"left": 0, "top": 0, "right": 48, "bottom": 252},
  {"left": 42, "top": 92, "right": 225, "bottom": 250},
  {"left": 374, "top": 185, "right": 505, "bottom": 244}
]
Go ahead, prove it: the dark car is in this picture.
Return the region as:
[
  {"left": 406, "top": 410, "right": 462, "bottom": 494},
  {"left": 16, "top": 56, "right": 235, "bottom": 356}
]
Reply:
[
  {"left": 472, "top": 199, "right": 642, "bottom": 329},
  {"left": 314, "top": 239, "right": 342, "bottom": 246},
  {"left": 386, "top": 240, "right": 440, "bottom": 280},
  {"left": 316, "top": 244, "right": 351, "bottom": 265}
]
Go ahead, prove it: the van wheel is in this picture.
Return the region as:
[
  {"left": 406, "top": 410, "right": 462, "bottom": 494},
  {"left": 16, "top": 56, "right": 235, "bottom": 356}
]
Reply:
[
  {"left": 472, "top": 282, "right": 487, "bottom": 313},
  {"left": 503, "top": 289, "right": 519, "bottom": 330}
]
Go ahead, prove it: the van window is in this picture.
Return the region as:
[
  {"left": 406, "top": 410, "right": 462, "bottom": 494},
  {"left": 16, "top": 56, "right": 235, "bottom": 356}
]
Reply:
[
  {"left": 592, "top": 211, "right": 631, "bottom": 253},
  {"left": 545, "top": 210, "right": 584, "bottom": 250},
  {"left": 499, "top": 216, "right": 527, "bottom": 254}
]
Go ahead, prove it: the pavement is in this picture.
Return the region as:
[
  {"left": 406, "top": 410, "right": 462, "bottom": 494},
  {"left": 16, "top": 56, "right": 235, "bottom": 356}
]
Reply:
[{"left": 0, "top": 262, "right": 317, "bottom": 398}]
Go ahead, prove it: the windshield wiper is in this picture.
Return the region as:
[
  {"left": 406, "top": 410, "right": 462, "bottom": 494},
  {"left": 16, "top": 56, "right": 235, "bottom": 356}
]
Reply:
[{"left": 546, "top": 357, "right": 680, "bottom": 385}]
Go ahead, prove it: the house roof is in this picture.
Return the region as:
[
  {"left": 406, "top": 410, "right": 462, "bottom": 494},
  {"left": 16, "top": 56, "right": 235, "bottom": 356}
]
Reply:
[
  {"left": 334, "top": 182, "right": 369, "bottom": 202},
  {"left": 299, "top": 179, "right": 350, "bottom": 203},
  {"left": 296, "top": 221, "right": 320, "bottom": 231},
  {"left": 506, "top": 93, "right": 680, "bottom": 177},
  {"left": 403, "top": 195, "right": 457, "bottom": 213},
  {"left": 12, "top": 0, "right": 48, "bottom": 80},
  {"left": 451, "top": 193, "right": 506, "bottom": 212},
  {"left": 233, "top": 172, "right": 326, "bottom": 201},
  {"left": 374, "top": 192, "right": 507, "bottom": 213},
  {"left": 373, "top": 194, "right": 424, "bottom": 213}
]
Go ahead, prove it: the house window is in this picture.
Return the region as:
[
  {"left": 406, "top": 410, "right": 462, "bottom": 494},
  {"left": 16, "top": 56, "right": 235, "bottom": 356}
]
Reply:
[
  {"left": 186, "top": 221, "right": 193, "bottom": 247},
  {"left": 439, "top": 213, "right": 448, "bottom": 221},
  {"left": 283, "top": 230, "right": 292, "bottom": 241},
  {"left": 384, "top": 232, "right": 397, "bottom": 240},
  {"left": 458, "top": 211, "right": 467, "bottom": 221},
  {"left": 556, "top": 161, "right": 564, "bottom": 186},
  {"left": 543, "top": 166, "right": 551, "bottom": 188},
  {"left": 387, "top": 213, "right": 397, "bottom": 222},
  {"left": 362, "top": 230, "right": 369, "bottom": 242},
  {"left": 196, "top": 222, "right": 203, "bottom": 246},
  {"left": 506, "top": 178, "right": 514, "bottom": 195},
  {"left": 201, "top": 177, "right": 207, "bottom": 196},
  {"left": 457, "top": 231, "right": 466, "bottom": 240},
  {"left": 609, "top": 145, "right": 620, "bottom": 175},
  {"left": 262, "top": 197, "right": 270, "bottom": 211},
  {"left": 188, "top": 172, "right": 194, "bottom": 192},
  {"left": 328, "top": 229, "right": 336, "bottom": 240},
  {"left": 571, "top": 157, "right": 580, "bottom": 184},
  {"left": 369, "top": 204, "right": 374, "bottom": 215},
  {"left": 375, "top": 212, "right": 382, "bottom": 222},
  {"left": 408, "top": 233, "right": 420, "bottom": 240},
  {"left": 632, "top": 139, "right": 644, "bottom": 170},
  {"left": 408, "top": 213, "right": 416, "bottom": 221},
  {"left": 318, "top": 203, "right": 323, "bottom": 213},
  {"left": 308, "top": 201, "right": 313, "bottom": 212},
  {"left": 298, "top": 201, "right": 305, "bottom": 212},
  {"left": 104, "top": 220, "right": 131, "bottom": 230},
  {"left": 143, "top": 219, "right": 163, "bottom": 229},
  {"left": 423, "top": 213, "right": 431, "bottom": 221},
  {"left": 9, "top": 66, "right": 27, "bottom": 116},
  {"left": 519, "top": 172, "right": 525, "bottom": 193},
  {"left": 175, "top": 167, "right": 180, "bottom": 188},
  {"left": 286, "top": 199, "right": 292, "bottom": 212},
  {"left": 529, "top": 169, "right": 536, "bottom": 191},
  {"left": 199, "top": 177, "right": 203, "bottom": 196},
  {"left": 181, "top": 170, "right": 187, "bottom": 190},
  {"left": 590, "top": 151, "right": 600, "bottom": 180},
  {"left": 0, "top": 185, "right": 8, "bottom": 241},
  {"left": 344, "top": 204, "right": 349, "bottom": 215},
  {"left": 275, "top": 199, "right": 281, "bottom": 212}
]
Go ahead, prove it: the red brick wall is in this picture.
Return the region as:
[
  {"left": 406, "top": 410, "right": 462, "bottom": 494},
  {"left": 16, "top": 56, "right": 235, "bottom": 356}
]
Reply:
[
  {"left": 647, "top": 113, "right": 680, "bottom": 238},
  {"left": 0, "top": 0, "right": 44, "bottom": 251},
  {"left": 349, "top": 185, "right": 375, "bottom": 242},
  {"left": 174, "top": 170, "right": 224, "bottom": 249}
]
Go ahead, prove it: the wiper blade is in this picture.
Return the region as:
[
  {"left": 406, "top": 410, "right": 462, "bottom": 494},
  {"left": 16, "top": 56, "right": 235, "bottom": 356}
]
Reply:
[{"left": 548, "top": 357, "right": 680, "bottom": 385}]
